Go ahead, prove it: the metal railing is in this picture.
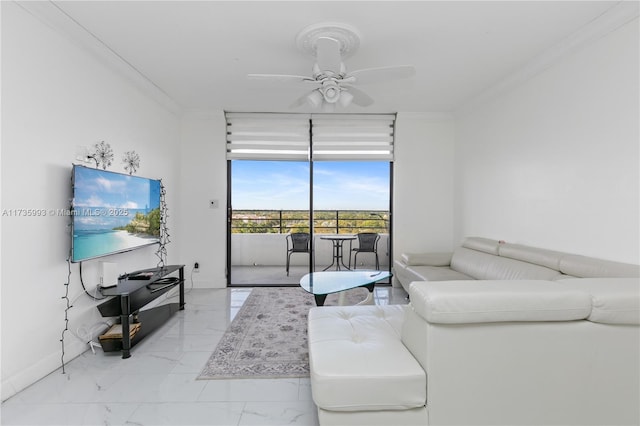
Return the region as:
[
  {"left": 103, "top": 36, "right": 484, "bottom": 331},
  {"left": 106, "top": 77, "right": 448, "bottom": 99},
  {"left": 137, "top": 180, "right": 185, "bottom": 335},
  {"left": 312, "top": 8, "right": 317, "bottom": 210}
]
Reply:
[{"left": 231, "top": 210, "right": 389, "bottom": 234}]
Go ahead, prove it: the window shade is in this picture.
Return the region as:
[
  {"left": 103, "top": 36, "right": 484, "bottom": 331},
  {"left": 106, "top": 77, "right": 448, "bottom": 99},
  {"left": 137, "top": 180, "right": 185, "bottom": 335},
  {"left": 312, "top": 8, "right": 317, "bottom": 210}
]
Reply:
[
  {"left": 311, "top": 114, "right": 395, "bottom": 161},
  {"left": 225, "top": 112, "right": 395, "bottom": 161},
  {"left": 226, "top": 113, "right": 310, "bottom": 161}
]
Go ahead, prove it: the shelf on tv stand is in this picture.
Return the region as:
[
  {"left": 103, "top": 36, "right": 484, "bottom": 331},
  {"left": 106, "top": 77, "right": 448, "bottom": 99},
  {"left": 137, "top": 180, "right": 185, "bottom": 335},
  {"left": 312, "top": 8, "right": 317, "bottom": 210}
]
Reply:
[{"left": 97, "top": 264, "right": 185, "bottom": 358}]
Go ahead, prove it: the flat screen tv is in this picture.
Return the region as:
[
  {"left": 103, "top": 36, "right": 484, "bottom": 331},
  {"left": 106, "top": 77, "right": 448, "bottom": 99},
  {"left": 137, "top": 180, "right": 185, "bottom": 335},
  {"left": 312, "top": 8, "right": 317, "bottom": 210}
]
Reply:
[{"left": 71, "top": 164, "right": 161, "bottom": 263}]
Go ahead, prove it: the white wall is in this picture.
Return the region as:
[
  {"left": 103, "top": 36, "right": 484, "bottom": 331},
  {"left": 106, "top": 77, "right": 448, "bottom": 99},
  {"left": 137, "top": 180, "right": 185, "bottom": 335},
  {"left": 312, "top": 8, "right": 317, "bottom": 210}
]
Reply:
[
  {"left": 393, "top": 113, "right": 456, "bottom": 257},
  {"left": 177, "top": 111, "right": 228, "bottom": 288},
  {"left": 1, "top": 3, "right": 181, "bottom": 400},
  {"left": 454, "top": 18, "right": 639, "bottom": 263}
]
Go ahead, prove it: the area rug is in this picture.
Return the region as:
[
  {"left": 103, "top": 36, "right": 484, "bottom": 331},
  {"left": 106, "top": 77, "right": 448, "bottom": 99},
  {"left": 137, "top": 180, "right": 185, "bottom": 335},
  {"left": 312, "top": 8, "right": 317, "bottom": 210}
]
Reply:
[{"left": 197, "top": 286, "right": 369, "bottom": 380}]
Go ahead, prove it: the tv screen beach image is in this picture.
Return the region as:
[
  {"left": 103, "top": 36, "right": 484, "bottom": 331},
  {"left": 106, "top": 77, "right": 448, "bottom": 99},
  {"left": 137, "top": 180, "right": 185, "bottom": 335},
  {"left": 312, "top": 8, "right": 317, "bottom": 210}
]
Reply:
[{"left": 71, "top": 166, "right": 161, "bottom": 262}]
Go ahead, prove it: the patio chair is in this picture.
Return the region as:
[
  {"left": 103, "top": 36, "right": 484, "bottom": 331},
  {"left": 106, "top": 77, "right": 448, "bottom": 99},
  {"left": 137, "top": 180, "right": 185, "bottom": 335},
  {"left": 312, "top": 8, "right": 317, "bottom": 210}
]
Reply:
[
  {"left": 350, "top": 232, "right": 380, "bottom": 270},
  {"left": 286, "top": 232, "right": 311, "bottom": 276}
]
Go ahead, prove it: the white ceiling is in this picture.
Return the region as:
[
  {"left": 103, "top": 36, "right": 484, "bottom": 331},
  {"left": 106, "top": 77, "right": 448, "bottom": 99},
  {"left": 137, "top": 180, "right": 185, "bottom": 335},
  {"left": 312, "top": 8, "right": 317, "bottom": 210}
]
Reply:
[{"left": 41, "top": 1, "right": 636, "bottom": 114}]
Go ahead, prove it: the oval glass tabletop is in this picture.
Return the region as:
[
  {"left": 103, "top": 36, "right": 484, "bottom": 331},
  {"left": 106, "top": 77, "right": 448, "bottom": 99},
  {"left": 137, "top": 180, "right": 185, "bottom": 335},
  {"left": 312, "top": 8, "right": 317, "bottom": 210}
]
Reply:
[{"left": 300, "top": 270, "right": 392, "bottom": 296}]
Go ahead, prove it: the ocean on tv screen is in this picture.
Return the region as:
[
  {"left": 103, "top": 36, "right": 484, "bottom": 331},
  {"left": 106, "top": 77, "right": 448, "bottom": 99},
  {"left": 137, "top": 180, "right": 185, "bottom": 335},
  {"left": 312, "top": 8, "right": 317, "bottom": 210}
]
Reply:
[
  {"left": 71, "top": 165, "right": 161, "bottom": 262},
  {"left": 73, "top": 228, "right": 159, "bottom": 261}
]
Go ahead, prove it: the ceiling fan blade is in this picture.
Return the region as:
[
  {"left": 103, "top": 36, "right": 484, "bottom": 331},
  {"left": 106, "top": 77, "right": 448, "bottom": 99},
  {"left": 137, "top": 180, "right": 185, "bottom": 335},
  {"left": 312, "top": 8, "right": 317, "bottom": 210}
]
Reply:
[
  {"left": 345, "top": 86, "right": 374, "bottom": 107},
  {"left": 247, "top": 74, "right": 316, "bottom": 84},
  {"left": 315, "top": 36, "right": 342, "bottom": 72},
  {"left": 348, "top": 65, "right": 415, "bottom": 85}
]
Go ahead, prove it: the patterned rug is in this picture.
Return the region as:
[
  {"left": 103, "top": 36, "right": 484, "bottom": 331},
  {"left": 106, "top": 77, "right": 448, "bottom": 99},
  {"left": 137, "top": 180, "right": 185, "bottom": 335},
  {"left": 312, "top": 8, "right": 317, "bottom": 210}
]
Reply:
[{"left": 197, "top": 286, "right": 369, "bottom": 380}]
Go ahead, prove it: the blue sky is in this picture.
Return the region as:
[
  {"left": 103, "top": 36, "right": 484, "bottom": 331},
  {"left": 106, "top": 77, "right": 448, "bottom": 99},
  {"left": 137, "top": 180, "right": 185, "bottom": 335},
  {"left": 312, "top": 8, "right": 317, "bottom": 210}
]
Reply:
[
  {"left": 74, "top": 166, "right": 160, "bottom": 210},
  {"left": 231, "top": 161, "right": 390, "bottom": 210}
]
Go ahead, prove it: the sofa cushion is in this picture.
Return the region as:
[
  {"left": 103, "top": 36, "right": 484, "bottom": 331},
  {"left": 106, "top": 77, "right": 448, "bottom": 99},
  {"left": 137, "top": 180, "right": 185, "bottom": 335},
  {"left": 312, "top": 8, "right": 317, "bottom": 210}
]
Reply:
[
  {"left": 559, "top": 255, "right": 640, "bottom": 278},
  {"left": 558, "top": 278, "right": 640, "bottom": 324},
  {"left": 401, "top": 252, "right": 452, "bottom": 266},
  {"left": 498, "top": 243, "right": 565, "bottom": 270},
  {"left": 461, "top": 236, "right": 500, "bottom": 255},
  {"left": 483, "top": 254, "right": 564, "bottom": 280},
  {"left": 308, "top": 305, "right": 426, "bottom": 411},
  {"left": 449, "top": 247, "right": 496, "bottom": 279},
  {"left": 406, "top": 265, "right": 474, "bottom": 281},
  {"left": 451, "top": 247, "right": 563, "bottom": 280},
  {"left": 409, "top": 280, "right": 592, "bottom": 324}
]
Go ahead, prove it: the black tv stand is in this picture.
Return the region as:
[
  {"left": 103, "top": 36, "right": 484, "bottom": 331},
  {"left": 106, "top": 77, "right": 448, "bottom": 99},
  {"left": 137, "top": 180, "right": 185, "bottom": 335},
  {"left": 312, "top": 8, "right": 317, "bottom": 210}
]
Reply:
[{"left": 97, "top": 265, "right": 185, "bottom": 358}]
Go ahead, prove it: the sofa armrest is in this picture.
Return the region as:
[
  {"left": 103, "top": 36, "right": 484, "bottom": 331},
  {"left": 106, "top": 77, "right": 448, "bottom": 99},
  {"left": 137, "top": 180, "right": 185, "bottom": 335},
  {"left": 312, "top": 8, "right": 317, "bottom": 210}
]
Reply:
[
  {"left": 401, "top": 252, "right": 452, "bottom": 266},
  {"left": 409, "top": 280, "right": 592, "bottom": 324}
]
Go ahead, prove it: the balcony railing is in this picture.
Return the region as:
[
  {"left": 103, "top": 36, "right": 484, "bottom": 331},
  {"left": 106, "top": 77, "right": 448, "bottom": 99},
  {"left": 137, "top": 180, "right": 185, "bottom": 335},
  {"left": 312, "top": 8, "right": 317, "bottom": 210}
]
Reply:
[{"left": 231, "top": 210, "right": 389, "bottom": 234}]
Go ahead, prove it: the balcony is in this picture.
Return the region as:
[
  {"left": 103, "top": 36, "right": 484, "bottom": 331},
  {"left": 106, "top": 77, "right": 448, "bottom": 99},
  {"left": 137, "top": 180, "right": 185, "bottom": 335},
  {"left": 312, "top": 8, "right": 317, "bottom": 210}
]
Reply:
[{"left": 230, "top": 210, "right": 390, "bottom": 285}]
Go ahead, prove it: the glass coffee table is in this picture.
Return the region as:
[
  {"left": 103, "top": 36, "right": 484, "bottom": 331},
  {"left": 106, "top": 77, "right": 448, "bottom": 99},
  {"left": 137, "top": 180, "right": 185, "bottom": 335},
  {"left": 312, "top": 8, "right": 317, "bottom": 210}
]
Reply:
[{"left": 300, "top": 270, "right": 392, "bottom": 306}]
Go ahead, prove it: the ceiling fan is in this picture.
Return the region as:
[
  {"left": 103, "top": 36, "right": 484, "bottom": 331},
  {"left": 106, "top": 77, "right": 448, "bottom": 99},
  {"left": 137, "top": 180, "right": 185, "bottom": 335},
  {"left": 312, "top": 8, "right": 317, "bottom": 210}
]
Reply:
[{"left": 248, "top": 23, "right": 416, "bottom": 111}]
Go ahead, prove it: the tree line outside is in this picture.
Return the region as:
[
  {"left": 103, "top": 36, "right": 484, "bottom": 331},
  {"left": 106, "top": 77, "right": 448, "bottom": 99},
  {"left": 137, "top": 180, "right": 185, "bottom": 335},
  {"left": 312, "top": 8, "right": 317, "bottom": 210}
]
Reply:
[{"left": 231, "top": 210, "right": 389, "bottom": 234}]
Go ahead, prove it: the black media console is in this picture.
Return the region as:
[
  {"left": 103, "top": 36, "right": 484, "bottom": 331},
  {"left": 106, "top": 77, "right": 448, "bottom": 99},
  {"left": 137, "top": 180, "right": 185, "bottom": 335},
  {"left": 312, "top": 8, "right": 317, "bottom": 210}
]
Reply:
[{"left": 97, "top": 264, "right": 185, "bottom": 358}]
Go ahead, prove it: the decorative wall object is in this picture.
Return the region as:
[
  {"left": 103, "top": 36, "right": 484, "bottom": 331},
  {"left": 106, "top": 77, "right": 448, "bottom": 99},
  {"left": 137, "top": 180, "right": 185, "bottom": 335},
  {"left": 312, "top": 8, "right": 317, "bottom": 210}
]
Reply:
[
  {"left": 122, "top": 150, "right": 140, "bottom": 175},
  {"left": 89, "top": 141, "right": 114, "bottom": 170},
  {"left": 156, "top": 181, "right": 170, "bottom": 268}
]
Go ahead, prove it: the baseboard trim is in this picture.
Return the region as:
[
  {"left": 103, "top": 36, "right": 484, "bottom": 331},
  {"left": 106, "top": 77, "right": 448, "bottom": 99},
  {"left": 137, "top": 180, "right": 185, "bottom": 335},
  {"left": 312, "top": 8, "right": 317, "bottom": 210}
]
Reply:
[{"left": 1, "top": 339, "right": 88, "bottom": 402}]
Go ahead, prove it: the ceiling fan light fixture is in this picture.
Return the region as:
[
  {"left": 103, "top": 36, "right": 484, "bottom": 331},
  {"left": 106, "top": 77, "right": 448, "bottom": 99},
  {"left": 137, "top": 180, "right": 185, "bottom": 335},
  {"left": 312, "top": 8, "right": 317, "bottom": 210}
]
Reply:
[
  {"left": 338, "top": 90, "right": 354, "bottom": 108},
  {"left": 321, "top": 80, "right": 341, "bottom": 103},
  {"left": 322, "top": 102, "right": 336, "bottom": 113},
  {"left": 306, "top": 90, "right": 324, "bottom": 108}
]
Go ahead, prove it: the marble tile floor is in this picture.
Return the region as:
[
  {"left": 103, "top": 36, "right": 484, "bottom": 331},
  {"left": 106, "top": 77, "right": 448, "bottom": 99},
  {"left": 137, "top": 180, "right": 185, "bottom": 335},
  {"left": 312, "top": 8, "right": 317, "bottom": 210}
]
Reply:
[{"left": 1, "top": 285, "right": 408, "bottom": 426}]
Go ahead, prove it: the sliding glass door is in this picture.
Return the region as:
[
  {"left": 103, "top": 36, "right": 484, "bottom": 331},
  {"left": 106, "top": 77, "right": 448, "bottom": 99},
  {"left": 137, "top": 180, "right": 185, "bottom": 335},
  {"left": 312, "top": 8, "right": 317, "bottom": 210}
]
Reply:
[
  {"left": 228, "top": 160, "right": 311, "bottom": 286},
  {"left": 312, "top": 161, "right": 391, "bottom": 272}
]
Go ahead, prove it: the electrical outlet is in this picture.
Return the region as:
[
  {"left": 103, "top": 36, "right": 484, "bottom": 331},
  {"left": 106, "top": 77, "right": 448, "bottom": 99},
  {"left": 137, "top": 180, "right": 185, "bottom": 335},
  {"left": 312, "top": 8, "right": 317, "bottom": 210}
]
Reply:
[{"left": 194, "top": 262, "right": 200, "bottom": 272}]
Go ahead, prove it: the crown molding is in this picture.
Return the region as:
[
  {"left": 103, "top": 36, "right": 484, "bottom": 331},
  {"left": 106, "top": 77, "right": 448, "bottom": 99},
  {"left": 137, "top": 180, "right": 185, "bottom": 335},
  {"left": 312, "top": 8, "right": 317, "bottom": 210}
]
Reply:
[
  {"left": 182, "top": 108, "right": 226, "bottom": 120},
  {"left": 397, "top": 111, "right": 454, "bottom": 123},
  {"left": 16, "top": 1, "right": 184, "bottom": 116},
  {"left": 455, "top": 1, "right": 639, "bottom": 118}
]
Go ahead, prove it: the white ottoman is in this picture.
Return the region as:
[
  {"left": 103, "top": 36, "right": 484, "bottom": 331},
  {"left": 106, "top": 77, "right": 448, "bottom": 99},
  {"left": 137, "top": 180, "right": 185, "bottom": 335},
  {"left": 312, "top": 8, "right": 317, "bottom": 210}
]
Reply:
[{"left": 308, "top": 304, "right": 427, "bottom": 425}]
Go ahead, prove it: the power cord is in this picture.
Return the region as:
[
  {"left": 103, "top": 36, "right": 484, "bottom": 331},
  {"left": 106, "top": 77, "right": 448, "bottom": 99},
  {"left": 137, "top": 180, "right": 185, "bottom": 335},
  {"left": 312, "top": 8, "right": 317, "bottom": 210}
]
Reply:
[
  {"left": 162, "top": 264, "right": 195, "bottom": 301},
  {"left": 75, "top": 320, "right": 112, "bottom": 354},
  {"left": 61, "top": 255, "right": 114, "bottom": 371},
  {"left": 60, "top": 187, "right": 109, "bottom": 374},
  {"left": 79, "top": 261, "right": 106, "bottom": 300}
]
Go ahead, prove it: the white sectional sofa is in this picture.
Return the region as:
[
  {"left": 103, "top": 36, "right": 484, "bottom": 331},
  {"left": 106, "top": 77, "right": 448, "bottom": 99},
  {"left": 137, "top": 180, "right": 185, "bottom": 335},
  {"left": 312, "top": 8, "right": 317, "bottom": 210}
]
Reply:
[
  {"left": 393, "top": 237, "right": 640, "bottom": 292},
  {"left": 307, "top": 238, "right": 640, "bottom": 425}
]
